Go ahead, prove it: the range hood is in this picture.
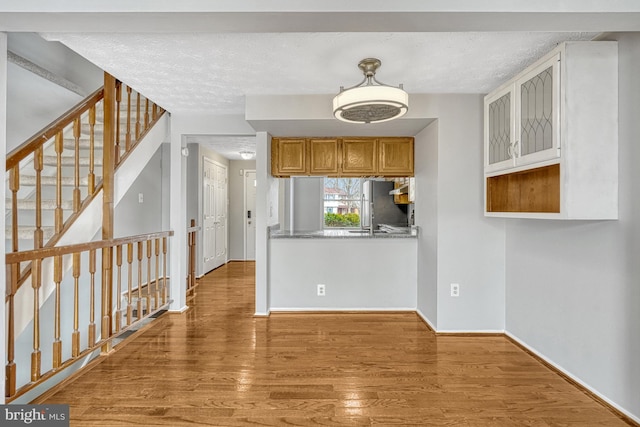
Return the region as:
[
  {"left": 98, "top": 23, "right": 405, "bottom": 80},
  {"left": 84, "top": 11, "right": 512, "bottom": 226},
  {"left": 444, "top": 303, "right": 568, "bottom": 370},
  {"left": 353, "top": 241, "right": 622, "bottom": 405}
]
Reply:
[{"left": 389, "top": 183, "right": 409, "bottom": 195}]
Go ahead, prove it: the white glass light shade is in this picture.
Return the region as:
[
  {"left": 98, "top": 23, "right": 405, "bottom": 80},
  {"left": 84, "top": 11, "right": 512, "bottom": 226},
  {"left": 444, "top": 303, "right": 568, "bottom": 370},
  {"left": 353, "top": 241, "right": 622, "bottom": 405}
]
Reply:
[
  {"left": 333, "top": 85, "right": 409, "bottom": 124},
  {"left": 240, "top": 151, "right": 255, "bottom": 160}
]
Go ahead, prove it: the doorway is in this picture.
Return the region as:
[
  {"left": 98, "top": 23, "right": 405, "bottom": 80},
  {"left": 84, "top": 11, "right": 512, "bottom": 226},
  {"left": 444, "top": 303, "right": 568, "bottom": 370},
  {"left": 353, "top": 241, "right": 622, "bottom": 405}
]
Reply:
[
  {"left": 203, "top": 157, "right": 228, "bottom": 273},
  {"left": 244, "top": 170, "right": 257, "bottom": 260}
]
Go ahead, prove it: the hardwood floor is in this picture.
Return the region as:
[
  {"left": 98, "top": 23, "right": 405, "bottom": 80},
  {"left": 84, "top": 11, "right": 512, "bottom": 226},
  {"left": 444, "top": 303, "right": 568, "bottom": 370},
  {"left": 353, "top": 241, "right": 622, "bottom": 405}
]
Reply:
[{"left": 40, "top": 261, "right": 630, "bottom": 426}]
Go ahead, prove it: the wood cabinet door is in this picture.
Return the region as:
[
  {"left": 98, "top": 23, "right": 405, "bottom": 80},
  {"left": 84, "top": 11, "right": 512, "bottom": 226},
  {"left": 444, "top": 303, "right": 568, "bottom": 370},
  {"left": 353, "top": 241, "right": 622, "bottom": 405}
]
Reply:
[
  {"left": 271, "top": 138, "right": 307, "bottom": 176},
  {"left": 378, "top": 137, "right": 414, "bottom": 176},
  {"left": 341, "top": 138, "right": 377, "bottom": 176},
  {"left": 309, "top": 138, "right": 339, "bottom": 175}
]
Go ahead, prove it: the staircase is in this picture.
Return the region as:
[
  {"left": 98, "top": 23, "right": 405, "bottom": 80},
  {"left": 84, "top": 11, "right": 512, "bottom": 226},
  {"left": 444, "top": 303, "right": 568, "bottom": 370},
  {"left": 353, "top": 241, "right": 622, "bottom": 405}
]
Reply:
[
  {"left": 5, "top": 88, "right": 156, "bottom": 258},
  {"left": 4, "top": 73, "right": 173, "bottom": 402}
]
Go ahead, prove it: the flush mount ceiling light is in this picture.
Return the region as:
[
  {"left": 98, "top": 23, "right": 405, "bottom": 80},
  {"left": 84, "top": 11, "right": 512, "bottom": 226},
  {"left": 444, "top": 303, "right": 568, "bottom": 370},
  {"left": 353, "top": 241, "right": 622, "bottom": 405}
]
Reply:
[
  {"left": 333, "top": 58, "right": 409, "bottom": 124},
  {"left": 239, "top": 151, "right": 255, "bottom": 160}
]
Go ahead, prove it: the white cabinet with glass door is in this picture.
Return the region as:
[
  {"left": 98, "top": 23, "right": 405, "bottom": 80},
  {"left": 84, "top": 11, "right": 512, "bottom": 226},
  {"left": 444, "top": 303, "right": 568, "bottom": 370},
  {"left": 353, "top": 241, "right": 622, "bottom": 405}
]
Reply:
[
  {"left": 484, "top": 41, "right": 618, "bottom": 219},
  {"left": 485, "top": 51, "right": 560, "bottom": 174}
]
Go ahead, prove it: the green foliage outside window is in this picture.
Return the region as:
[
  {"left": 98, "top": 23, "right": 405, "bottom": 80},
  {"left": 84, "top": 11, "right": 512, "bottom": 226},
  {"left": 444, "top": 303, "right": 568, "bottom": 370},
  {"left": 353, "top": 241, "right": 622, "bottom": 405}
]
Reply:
[{"left": 324, "top": 212, "right": 360, "bottom": 227}]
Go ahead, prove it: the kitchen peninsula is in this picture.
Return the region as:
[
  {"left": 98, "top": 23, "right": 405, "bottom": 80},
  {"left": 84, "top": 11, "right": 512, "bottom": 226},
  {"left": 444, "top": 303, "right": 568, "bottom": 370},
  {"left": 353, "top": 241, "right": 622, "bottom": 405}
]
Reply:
[
  {"left": 268, "top": 225, "right": 418, "bottom": 312},
  {"left": 270, "top": 226, "right": 418, "bottom": 239}
]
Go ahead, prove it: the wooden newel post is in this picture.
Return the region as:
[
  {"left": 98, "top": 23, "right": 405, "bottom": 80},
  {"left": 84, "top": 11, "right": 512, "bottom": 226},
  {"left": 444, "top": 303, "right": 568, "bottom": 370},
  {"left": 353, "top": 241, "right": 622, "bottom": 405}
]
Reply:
[{"left": 102, "top": 72, "right": 116, "bottom": 354}]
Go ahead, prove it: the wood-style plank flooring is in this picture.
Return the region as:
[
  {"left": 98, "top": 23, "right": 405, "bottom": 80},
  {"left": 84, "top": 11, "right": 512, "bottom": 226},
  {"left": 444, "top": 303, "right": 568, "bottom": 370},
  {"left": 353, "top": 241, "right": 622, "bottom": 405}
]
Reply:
[{"left": 41, "top": 261, "right": 629, "bottom": 426}]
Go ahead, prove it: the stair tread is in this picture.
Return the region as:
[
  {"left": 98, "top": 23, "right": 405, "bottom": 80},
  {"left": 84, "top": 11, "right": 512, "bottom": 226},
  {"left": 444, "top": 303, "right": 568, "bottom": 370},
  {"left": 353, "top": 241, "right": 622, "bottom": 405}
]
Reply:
[
  {"left": 6, "top": 199, "right": 74, "bottom": 210},
  {"left": 43, "top": 155, "right": 103, "bottom": 166},
  {"left": 6, "top": 226, "right": 56, "bottom": 241},
  {"left": 20, "top": 175, "right": 93, "bottom": 186}
]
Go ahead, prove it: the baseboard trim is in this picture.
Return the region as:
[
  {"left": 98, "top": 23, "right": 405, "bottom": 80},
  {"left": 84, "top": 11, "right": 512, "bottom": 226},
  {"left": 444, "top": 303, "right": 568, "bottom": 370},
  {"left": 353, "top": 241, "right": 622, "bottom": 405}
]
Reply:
[
  {"left": 415, "top": 309, "right": 436, "bottom": 332},
  {"left": 506, "top": 331, "right": 640, "bottom": 426},
  {"left": 269, "top": 308, "right": 416, "bottom": 314},
  {"left": 168, "top": 305, "right": 190, "bottom": 314},
  {"left": 253, "top": 312, "right": 270, "bottom": 318},
  {"left": 436, "top": 330, "right": 504, "bottom": 336}
]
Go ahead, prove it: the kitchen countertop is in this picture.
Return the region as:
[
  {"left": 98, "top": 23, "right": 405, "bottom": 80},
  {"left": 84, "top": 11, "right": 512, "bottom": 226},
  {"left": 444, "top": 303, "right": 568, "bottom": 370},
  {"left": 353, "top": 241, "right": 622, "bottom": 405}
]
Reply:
[{"left": 270, "top": 227, "right": 418, "bottom": 239}]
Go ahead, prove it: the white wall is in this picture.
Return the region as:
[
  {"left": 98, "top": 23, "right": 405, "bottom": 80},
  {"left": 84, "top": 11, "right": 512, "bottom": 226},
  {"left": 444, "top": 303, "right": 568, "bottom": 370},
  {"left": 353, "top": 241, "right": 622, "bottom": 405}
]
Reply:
[
  {"left": 270, "top": 238, "right": 417, "bottom": 310},
  {"left": 255, "top": 131, "right": 274, "bottom": 315},
  {"left": 291, "top": 176, "right": 324, "bottom": 232},
  {"left": 6, "top": 63, "right": 82, "bottom": 151},
  {"left": 434, "top": 95, "right": 506, "bottom": 332},
  {"left": 412, "top": 95, "right": 506, "bottom": 332},
  {"left": 415, "top": 121, "right": 438, "bottom": 328},
  {"left": 228, "top": 159, "right": 256, "bottom": 260},
  {"left": 114, "top": 145, "right": 165, "bottom": 237},
  {"left": 6, "top": 33, "right": 103, "bottom": 152},
  {"left": 505, "top": 33, "right": 640, "bottom": 421},
  {"left": 0, "top": 31, "right": 8, "bottom": 403}
]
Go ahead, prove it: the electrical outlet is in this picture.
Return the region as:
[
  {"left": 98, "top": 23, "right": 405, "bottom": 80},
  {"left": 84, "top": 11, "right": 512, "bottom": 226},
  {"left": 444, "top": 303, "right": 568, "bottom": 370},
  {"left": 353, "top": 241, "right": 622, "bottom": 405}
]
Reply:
[
  {"left": 317, "top": 284, "right": 326, "bottom": 296},
  {"left": 138, "top": 193, "right": 144, "bottom": 203},
  {"left": 450, "top": 283, "right": 460, "bottom": 297}
]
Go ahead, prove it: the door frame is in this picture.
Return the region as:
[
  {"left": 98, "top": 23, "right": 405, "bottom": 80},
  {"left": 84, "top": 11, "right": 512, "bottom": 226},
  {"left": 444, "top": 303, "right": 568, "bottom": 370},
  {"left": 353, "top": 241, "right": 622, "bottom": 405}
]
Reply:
[{"left": 243, "top": 169, "right": 257, "bottom": 260}]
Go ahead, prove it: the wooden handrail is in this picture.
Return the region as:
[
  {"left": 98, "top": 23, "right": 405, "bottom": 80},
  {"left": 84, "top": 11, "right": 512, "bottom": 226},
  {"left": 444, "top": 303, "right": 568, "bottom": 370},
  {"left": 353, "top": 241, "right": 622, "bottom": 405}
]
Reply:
[
  {"left": 6, "top": 88, "right": 104, "bottom": 170},
  {"left": 6, "top": 230, "right": 174, "bottom": 266},
  {"left": 5, "top": 230, "right": 175, "bottom": 400}
]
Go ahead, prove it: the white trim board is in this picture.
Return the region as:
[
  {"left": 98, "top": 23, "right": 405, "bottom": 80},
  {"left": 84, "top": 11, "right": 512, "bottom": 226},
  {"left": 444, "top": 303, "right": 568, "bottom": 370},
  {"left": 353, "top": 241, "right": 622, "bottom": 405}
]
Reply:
[
  {"left": 269, "top": 307, "right": 416, "bottom": 313},
  {"left": 506, "top": 331, "right": 640, "bottom": 425}
]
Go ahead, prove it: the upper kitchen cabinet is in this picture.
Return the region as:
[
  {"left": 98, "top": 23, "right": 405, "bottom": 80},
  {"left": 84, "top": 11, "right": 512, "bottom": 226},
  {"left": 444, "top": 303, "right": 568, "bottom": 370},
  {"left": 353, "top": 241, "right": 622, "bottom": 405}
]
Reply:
[
  {"left": 270, "top": 137, "right": 414, "bottom": 177},
  {"left": 271, "top": 138, "right": 307, "bottom": 176},
  {"left": 309, "top": 138, "right": 339, "bottom": 175},
  {"left": 378, "top": 137, "right": 414, "bottom": 176},
  {"left": 484, "top": 41, "right": 618, "bottom": 219},
  {"left": 341, "top": 138, "right": 377, "bottom": 176},
  {"left": 485, "top": 53, "right": 560, "bottom": 174}
]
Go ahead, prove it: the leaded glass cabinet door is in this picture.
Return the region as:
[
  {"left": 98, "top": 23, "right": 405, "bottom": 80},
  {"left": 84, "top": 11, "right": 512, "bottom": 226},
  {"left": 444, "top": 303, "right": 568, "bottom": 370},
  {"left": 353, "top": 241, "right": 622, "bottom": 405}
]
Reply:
[
  {"left": 515, "top": 53, "right": 561, "bottom": 166},
  {"left": 484, "top": 85, "right": 516, "bottom": 173}
]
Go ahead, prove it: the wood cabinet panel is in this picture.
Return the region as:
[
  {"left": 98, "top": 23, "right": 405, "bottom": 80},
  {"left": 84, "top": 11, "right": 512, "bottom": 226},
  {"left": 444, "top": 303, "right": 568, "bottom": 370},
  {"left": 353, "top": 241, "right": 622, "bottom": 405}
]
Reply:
[
  {"left": 309, "top": 138, "right": 339, "bottom": 175},
  {"left": 486, "top": 164, "right": 560, "bottom": 213},
  {"left": 341, "top": 138, "right": 377, "bottom": 176},
  {"left": 270, "top": 136, "right": 414, "bottom": 177},
  {"left": 378, "top": 137, "right": 414, "bottom": 176},
  {"left": 271, "top": 138, "right": 307, "bottom": 176}
]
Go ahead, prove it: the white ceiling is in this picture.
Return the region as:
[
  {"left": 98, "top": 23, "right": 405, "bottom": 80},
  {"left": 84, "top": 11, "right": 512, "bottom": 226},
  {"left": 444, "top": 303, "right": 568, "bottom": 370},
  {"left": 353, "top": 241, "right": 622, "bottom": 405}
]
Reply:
[
  {"left": 45, "top": 31, "right": 596, "bottom": 158},
  {"left": 8, "top": 1, "right": 634, "bottom": 158},
  {"left": 49, "top": 32, "right": 597, "bottom": 115}
]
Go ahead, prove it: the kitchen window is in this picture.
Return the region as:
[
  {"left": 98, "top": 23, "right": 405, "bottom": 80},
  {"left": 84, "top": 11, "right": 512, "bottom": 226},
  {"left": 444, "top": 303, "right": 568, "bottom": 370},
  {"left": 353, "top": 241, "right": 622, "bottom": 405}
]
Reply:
[{"left": 323, "top": 178, "right": 361, "bottom": 228}]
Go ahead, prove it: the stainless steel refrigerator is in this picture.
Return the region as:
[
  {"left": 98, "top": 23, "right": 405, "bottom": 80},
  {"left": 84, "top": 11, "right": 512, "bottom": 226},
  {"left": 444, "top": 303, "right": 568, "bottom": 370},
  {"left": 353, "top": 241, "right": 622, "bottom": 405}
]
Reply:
[{"left": 362, "top": 180, "right": 408, "bottom": 230}]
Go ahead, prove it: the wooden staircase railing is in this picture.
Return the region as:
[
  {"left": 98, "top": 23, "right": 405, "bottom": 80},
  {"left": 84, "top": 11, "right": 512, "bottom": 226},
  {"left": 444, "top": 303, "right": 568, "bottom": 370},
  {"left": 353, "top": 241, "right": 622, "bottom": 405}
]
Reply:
[
  {"left": 5, "top": 230, "right": 174, "bottom": 401},
  {"left": 5, "top": 72, "right": 166, "bottom": 291},
  {"left": 186, "top": 219, "right": 201, "bottom": 302},
  {"left": 5, "top": 71, "right": 169, "bottom": 402}
]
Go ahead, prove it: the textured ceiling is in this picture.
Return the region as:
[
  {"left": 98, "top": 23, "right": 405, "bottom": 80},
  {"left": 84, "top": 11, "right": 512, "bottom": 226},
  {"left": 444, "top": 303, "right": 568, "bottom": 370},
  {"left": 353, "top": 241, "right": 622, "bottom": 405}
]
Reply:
[
  {"left": 186, "top": 135, "right": 257, "bottom": 161},
  {"left": 50, "top": 32, "right": 596, "bottom": 115},
  {"left": 46, "top": 31, "right": 596, "bottom": 158}
]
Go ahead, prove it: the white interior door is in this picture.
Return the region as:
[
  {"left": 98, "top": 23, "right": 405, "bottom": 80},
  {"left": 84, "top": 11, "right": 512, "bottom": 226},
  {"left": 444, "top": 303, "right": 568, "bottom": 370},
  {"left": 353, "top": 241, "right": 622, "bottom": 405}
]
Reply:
[
  {"left": 245, "top": 170, "right": 257, "bottom": 260},
  {"left": 202, "top": 158, "right": 217, "bottom": 273},
  {"left": 212, "top": 162, "right": 228, "bottom": 269}
]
